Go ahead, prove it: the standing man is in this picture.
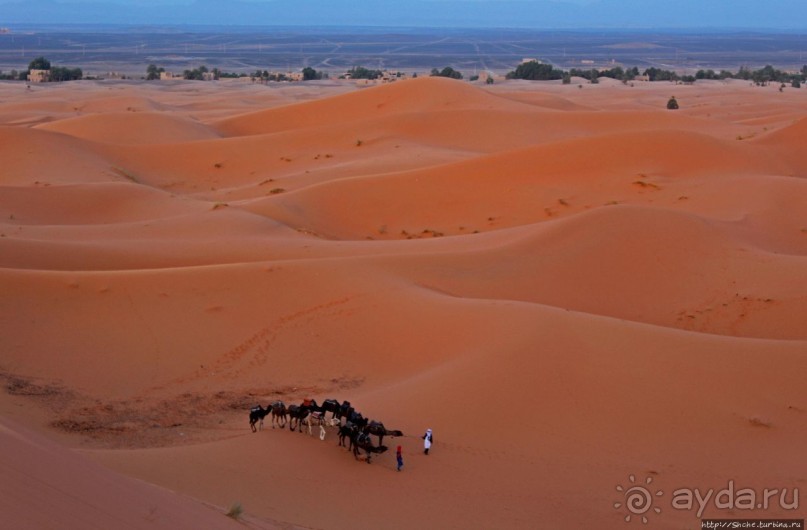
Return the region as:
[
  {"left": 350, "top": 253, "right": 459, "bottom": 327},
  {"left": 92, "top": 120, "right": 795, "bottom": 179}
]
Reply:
[{"left": 422, "top": 428, "right": 433, "bottom": 455}]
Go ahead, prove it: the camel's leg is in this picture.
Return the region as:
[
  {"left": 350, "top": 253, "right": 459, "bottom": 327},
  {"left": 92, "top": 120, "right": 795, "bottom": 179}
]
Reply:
[{"left": 319, "top": 425, "right": 326, "bottom": 441}]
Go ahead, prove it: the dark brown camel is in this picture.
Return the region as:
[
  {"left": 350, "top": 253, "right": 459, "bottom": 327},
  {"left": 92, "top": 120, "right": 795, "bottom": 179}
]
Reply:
[
  {"left": 364, "top": 420, "right": 403, "bottom": 447},
  {"left": 270, "top": 401, "right": 287, "bottom": 429},
  {"left": 287, "top": 404, "right": 310, "bottom": 432},
  {"left": 249, "top": 404, "right": 270, "bottom": 433},
  {"left": 352, "top": 431, "right": 388, "bottom": 463}
]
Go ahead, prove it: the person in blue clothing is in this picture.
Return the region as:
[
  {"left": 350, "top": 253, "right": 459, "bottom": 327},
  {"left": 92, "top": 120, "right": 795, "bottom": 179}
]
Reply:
[{"left": 396, "top": 445, "right": 404, "bottom": 471}]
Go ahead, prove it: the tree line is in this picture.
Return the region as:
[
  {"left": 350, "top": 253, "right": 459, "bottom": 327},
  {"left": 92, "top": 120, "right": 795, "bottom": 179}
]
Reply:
[
  {"left": 508, "top": 60, "right": 807, "bottom": 87},
  {"left": 5, "top": 56, "right": 805, "bottom": 87},
  {"left": 0, "top": 57, "right": 82, "bottom": 82},
  {"left": 146, "top": 64, "right": 328, "bottom": 82}
]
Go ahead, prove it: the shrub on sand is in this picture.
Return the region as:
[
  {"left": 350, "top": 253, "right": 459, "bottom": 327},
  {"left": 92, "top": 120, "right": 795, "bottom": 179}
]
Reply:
[{"left": 667, "top": 96, "right": 679, "bottom": 110}]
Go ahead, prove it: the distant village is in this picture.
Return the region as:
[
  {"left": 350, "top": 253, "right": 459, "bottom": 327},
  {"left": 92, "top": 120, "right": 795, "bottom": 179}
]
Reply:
[{"left": 126, "top": 63, "right": 446, "bottom": 84}]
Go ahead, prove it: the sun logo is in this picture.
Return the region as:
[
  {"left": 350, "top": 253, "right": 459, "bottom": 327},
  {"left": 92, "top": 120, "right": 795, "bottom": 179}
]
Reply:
[{"left": 614, "top": 474, "right": 663, "bottom": 524}]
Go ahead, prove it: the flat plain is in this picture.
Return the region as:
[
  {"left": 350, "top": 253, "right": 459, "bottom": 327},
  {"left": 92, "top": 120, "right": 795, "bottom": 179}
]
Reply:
[{"left": 2, "top": 26, "right": 807, "bottom": 76}]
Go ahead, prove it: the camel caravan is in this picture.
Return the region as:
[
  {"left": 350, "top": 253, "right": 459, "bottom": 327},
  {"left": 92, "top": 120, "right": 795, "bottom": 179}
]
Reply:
[{"left": 249, "top": 398, "right": 403, "bottom": 463}]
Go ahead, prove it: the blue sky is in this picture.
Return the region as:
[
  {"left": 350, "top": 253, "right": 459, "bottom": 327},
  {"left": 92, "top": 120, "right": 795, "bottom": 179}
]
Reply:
[{"left": 2, "top": 0, "right": 807, "bottom": 29}]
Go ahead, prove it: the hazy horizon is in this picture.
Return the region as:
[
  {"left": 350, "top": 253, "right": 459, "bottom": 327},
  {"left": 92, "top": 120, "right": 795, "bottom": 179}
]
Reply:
[{"left": 1, "top": 0, "right": 807, "bottom": 30}]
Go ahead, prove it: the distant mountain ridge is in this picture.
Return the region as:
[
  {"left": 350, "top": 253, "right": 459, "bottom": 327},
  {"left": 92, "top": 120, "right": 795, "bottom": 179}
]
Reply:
[{"left": 1, "top": 0, "right": 806, "bottom": 29}]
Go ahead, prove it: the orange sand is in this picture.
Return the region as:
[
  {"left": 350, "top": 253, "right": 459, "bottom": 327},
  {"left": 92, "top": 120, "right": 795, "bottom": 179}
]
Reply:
[{"left": 1, "top": 76, "right": 805, "bottom": 529}]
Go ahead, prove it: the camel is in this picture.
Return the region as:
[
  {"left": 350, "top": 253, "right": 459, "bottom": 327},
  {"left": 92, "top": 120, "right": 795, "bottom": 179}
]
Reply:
[
  {"left": 337, "top": 400, "right": 352, "bottom": 420},
  {"left": 289, "top": 399, "right": 325, "bottom": 432},
  {"left": 249, "top": 404, "right": 270, "bottom": 433},
  {"left": 301, "top": 412, "right": 340, "bottom": 440},
  {"left": 287, "top": 404, "right": 312, "bottom": 432},
  {"left": 346, "top": 409, "right": 368, "bottom": 430},
  {"left": 270, "top": 400, "right": 287, "bottom": 429},
  {"left": 338, "top": 423, "right": 357, "bottom": 450},
  {"left": 364, "top": 420, "right": 403, "bottom": 447},
  {"left": 320, "top": 398, "right": 349, "bottom": 419},
  {"left": 301, "top": 398, "right": 321, "bottom": 415},
  {"left": 352, "top": 431, "right": 388, "bottom": 463}
]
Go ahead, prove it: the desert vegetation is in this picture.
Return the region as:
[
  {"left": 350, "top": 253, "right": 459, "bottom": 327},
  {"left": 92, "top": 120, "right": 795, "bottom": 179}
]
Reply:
[
  {"left": 344, "top": 66, "right": 384, "bottom": 80},
  {"left": 509, "top": 59, "right": 807, "bottom": 86},
  {"left": 667, "top": 96, "right": 679, "bottom": 109},
  {"left": 507, "top": 60, "right": 564, "bottom": 80},
  {"left": 16, "top": 56, "right": 83, "bottom": 82},
  {"left": 430, "top": 66, "right": 463, "bottom": 79}
]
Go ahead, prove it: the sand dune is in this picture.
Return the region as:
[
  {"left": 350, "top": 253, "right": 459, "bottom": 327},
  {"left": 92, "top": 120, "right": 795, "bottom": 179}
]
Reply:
[
  {"left": 382, "top": 206, "right": 807, "bottom": 339},
  {"left": 75, "top": 93, "right": 167, "bottom": 114},
  {"left": 238, "top": 128, "right": 776, "bottom": 241},
  {"left": 1, "top": 77, "right": 805, "bottom": 529},
  {"left": 0, "top": 126, "right": 118, "bottom": 185},
  {"left": 214, "top": 76, "right": 534, "bottom": 136},
  {"left": 0, "top": 182, "right": 204, "bottom": 225},
  {"left": 37, "top": 111, "right": 221, "bottom": 145},
  {"left": 754, "top": 116, "right": 807, "bottom": 175},
  {"left": 757, "top": 115, "right": 807, "bottom": 145},
  {"left": 0, "top": 413, "right": 278, "bottom": 530}
]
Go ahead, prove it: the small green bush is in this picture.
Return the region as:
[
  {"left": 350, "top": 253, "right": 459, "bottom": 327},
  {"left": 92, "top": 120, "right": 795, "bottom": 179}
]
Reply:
[{"left": 666, "top": 96, "right": 679, "bottom": 110}]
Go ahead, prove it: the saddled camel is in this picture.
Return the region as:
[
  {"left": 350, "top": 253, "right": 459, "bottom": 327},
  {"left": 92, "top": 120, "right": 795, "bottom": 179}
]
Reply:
[
  {"left": 287, "top": 404, "right": 309, "bottom": 432},
  {"left": 320, "top": 398, "right": 352, "bottom": 419},
  {"left": 270, "top": 401, "right": 287, "bottom": 429},
  {"left": 301, "top": 411, "right": 340, "bottom": 440},
  {"left": 352, "top": 431, "right": 388, "bottom": 463},
  {"left": 364, "top": 420, "right": 403, "bottom": 447},
  {"left": 338, "top": 423, "right": 357, "bottom": 450},
  {"left": 249, "top": 404, "right": 270, "bottom": 433}
]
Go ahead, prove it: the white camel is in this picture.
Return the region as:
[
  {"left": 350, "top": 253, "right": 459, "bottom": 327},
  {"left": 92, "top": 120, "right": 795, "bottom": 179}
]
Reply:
[{"left": 302, "top": 412, "right": 341, "bottom": 440}]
